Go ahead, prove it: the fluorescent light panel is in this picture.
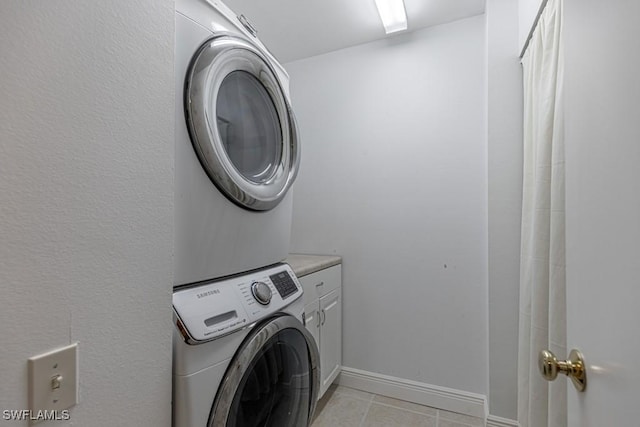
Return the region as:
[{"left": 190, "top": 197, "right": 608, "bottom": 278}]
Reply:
[{"left": 374, "top": 0, "right": 408, "bottom": 34}]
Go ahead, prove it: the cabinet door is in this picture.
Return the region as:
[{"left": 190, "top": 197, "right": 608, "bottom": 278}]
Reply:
[
  {"left": 319, "top": 288, "right": 341, "bottom": 396},
  {"left": 303, "top": 300, "right": 320, "bottom": 355}
]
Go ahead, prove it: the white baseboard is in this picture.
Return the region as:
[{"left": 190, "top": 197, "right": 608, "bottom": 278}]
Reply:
[
  {"left": 486, "top": 414, "right": 520, "bottom": 427},
  {"left": 337, "top": 366, "right": 487, "bottom": 419}
]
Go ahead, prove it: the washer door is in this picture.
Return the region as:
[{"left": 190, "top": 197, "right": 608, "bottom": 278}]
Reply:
[
  {"left": 209, "top": 315, "right": 319, "bottom": 427},
  {"left": 185, "top": 35, "right": 299, "bottom": 211}
]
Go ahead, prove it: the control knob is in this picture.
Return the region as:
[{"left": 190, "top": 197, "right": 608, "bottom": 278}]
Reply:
[{"left": 251, "top": 281, "right": 272, "bottom": 305}]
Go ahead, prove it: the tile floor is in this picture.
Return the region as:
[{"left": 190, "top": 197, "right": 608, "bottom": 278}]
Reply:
[{"left": 311, "top": 384, "right": 485, "bottom": 427}]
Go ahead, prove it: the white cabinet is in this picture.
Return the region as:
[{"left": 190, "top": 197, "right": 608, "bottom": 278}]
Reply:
[{"left": 299, "top": 264, "right": 342, "bottom": 399}]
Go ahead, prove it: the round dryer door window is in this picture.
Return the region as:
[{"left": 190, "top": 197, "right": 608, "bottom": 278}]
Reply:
[
  {"left": 185, "top": 35, "right": 300, "bottom": 211},
  {"left": 208, "top": 316, "right": 319, "bottom": 427},
  {"left": 217, "top": 71, "right": 281, "bottom": 184}
]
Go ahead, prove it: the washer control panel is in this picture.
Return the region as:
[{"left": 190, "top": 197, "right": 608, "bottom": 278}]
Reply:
[
  {"left": 173, "top": 264, "right": 302, "bottom": 343},
  {"left": 269, "top": 270, "right": 298, "bottom": 299}
]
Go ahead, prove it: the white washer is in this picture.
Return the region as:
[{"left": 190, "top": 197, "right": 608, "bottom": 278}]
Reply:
[
  {"left": 173, "top": 263, "right": 319, "bottom": 426},
  {"left": 175, "top": 0, "right": 300, "bottom": 286}
]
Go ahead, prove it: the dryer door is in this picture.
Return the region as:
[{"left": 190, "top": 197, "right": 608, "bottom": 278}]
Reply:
[
  {"left": 185, "top": 35, "right": 299, "bottom": 211},
  {"left": 208, "top": 315, "right": 319, "bottom": 427}
]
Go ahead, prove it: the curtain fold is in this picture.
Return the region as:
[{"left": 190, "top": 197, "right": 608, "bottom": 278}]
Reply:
[{"left": 518, "top": 0, "right": 566, "bottom": 426}]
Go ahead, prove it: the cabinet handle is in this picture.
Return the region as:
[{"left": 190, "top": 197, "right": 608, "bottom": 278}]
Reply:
[
  {"left": 316, "top": 310, "right": 321, "bottom": 328},
  {"left": 320, "top": 309, "right": 326, "bottom": 326},
  {"left": 315, "top": 281, "right": 324, "bottom": 288}
]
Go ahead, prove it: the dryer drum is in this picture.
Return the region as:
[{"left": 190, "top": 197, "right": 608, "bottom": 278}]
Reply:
[
  {"left": 208, "top": 315, "right": 319, "bottom": 427},
  {"left": 185, "top": 35, "right": 300, "bottom": 211}
]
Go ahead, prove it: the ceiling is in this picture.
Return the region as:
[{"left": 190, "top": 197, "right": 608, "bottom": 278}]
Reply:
[{"left": 223, "top": 0, "right": 486, "bottom": 63}]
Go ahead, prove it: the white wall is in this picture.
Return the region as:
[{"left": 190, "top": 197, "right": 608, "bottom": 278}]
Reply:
[
  {"left": 519, "top": 0, "right": 546, "bottom": 51},
  {"left": 486, "top": 0, "right": 523, "bottom": 420},
  {"left": 287, "top": 16, "right": 488, "bottom": 395},
  {"left": 0, "top": 2, "right": 174, "bottom": 426}
]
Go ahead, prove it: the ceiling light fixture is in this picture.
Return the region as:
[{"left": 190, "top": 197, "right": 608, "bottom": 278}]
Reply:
[{"left": 374, "top": 0, "right": 408, "bottom": 34}]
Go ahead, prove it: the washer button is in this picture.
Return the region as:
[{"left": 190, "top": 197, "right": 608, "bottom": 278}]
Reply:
[{"left": 251, "top": 281, "right": 272, "bottom": 305}]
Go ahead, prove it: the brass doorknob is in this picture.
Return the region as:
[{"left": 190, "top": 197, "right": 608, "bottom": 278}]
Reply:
[{"left": 538, "top": 349, "right": 587, "bottom": 392}]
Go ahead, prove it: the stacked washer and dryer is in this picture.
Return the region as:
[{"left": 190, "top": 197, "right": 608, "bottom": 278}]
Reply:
[{"left": 172, "top": 1, "right": 319, "bottom": 426}]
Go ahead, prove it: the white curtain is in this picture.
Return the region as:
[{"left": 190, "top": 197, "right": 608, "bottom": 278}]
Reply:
[{"left": 518, "top": 0, "right": 566, "bottom": 426}]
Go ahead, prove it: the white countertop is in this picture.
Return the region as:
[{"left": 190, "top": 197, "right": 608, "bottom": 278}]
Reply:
[{"left": 285, "top": 254, "right": 342, "bottom": 277}]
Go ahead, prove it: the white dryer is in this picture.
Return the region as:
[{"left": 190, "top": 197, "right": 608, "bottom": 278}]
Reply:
[
  {"left": 175, "top": 0, "right": 300, "bottom": 286},
  {"left": 173, "top": 263, "right": 319, "bottom": 426}
]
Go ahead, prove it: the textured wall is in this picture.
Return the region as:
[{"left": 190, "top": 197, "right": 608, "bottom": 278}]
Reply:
[
  {"left": 287, "top": 15, "right": 489, "bottom": 395},
  {"left": 0, "top": 1, "right": 174, "bottom": 426}
]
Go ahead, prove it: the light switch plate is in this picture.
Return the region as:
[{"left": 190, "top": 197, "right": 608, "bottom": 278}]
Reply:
[{"left": 28, "top": 343, "right": 78, "bottom": 424}]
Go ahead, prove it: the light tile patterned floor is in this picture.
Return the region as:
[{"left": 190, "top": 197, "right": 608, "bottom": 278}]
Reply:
[{"left": 311, "top": 385, "right": 485, "bottom": 427}]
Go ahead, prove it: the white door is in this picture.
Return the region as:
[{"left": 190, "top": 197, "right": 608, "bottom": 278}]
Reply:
[{"left": 564, "top": 0, "right": 640, "bottom": 425}]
